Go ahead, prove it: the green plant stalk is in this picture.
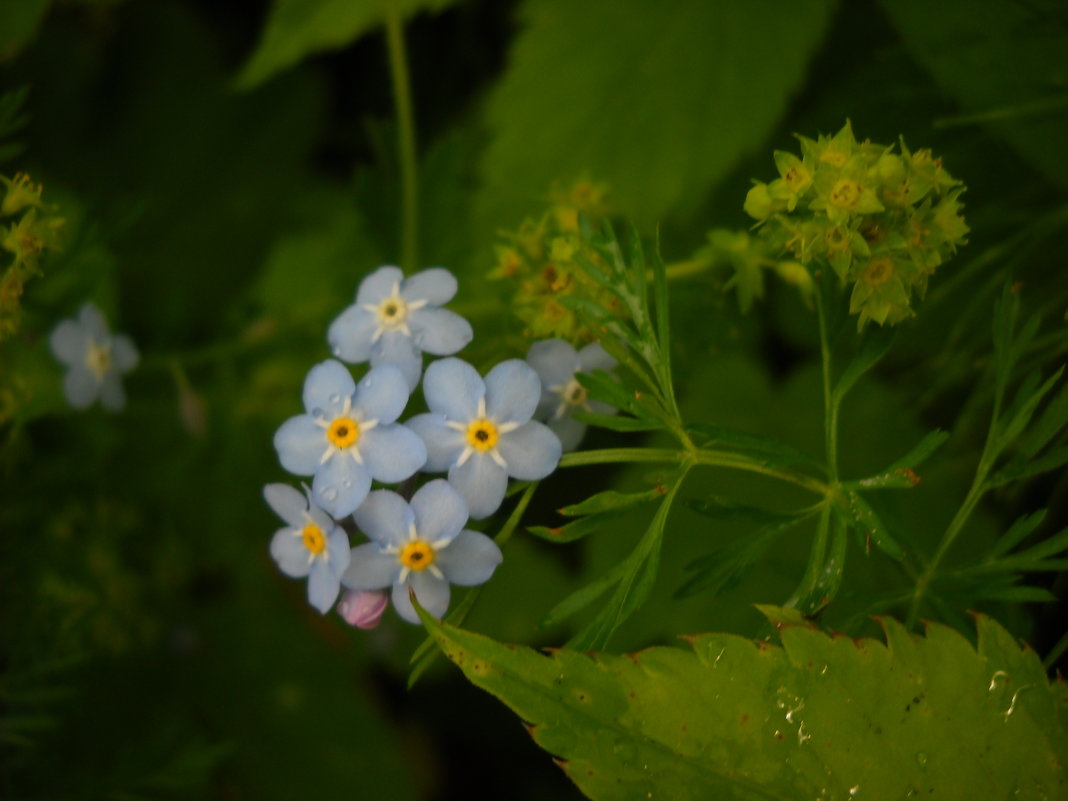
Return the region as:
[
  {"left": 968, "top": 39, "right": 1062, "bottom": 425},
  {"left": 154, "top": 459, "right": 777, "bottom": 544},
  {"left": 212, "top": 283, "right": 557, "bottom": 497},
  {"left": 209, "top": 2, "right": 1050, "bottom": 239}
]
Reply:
[
  {"left": 560, "top": 447, "right": 827, "bottom": 496},
  {"left": 815, "top": 291, "right": 839, "bottom": 484},
  {"left": 384, "top": 2, "right": 419, "bottom": 272}
]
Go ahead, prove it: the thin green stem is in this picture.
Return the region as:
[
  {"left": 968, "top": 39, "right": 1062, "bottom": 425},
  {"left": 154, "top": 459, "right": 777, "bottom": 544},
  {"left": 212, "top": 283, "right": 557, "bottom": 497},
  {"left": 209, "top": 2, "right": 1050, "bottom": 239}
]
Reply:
[
  {"left": 384, "top": 3, "right": 418, "bottom": 272},
  {"left": 815, "top": 292, "right": 839, "bottom": 482},
  {"left": 560, "top": 446, "right": 827, "bottom": 496}
]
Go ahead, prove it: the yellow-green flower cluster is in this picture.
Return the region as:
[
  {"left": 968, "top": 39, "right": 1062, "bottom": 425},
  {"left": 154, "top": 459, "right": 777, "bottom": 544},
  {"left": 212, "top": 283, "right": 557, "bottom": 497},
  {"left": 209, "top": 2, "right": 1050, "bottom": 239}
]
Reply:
[
  {"left": 740, "top": 122, "right": 968, "bottom": 328},
  {"left": 1, "top": 172, "right": 65, "bottom": 340},
  {"left": 489, "top": 179, "right": 620, "bottom": 343}
]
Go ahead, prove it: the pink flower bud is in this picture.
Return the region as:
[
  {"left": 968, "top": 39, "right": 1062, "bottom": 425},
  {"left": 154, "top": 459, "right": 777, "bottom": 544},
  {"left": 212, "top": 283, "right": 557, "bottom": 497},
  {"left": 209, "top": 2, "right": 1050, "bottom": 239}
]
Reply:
[{"left": 337, "top": 589, "right": 388, "bottom": 629}]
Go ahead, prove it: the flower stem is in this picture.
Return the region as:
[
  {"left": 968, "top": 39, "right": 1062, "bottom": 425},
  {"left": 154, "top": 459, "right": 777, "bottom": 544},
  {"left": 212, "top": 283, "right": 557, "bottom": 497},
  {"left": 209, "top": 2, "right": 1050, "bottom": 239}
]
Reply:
[
  {"left": 815, "top": 291, "right": 839, "bottom": 483},
  {"left": 560, "top": 447, "right": 827, "bottom": 496},
  {"left": 384, "top": 2, "right": 418, "bottom": 272}
]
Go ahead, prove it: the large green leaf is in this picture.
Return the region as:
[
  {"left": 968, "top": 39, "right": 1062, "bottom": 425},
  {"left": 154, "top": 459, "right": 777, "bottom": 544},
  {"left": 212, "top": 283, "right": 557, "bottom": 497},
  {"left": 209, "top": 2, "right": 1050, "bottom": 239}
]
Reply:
[
  {"left": 236, "top": 0, "right": 455, "bottom": 90},
  {"left": 880, "top": 0, "right": 1068, "bottom": 190},
  {"left": 477, "top": 0, "right": 838, "bottom": 228},
  {"left": 423, "top": 608, "right": 1068, "bottom": 800}
]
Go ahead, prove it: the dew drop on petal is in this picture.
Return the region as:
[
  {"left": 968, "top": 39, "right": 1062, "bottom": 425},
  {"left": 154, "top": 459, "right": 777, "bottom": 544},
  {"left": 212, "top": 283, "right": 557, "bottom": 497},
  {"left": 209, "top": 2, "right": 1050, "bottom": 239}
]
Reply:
[
  {"left": 329, "top": 393, "right": 341, "bottom": 405},
  {"left": 333, "top": 346, "right": 342, "bottom": 357},
  {"left": 321, "top": 487, "right": 338, "bottom": 502},
  {"left": 342, "top": 479, "right": 352, "bottom": 488}
]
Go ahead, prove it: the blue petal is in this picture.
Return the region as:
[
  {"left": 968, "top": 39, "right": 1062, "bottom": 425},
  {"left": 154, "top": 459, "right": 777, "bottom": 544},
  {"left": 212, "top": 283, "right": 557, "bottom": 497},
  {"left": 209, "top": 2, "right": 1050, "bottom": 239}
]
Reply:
[
  {"left": 360, "top": 424, "right": 426, "bottom": 482},
  {"left": 436, "top": 530, "right": 503, "bottom": 586},
  {"left": 312, "top": 453, "right": 371, "bottom": 518},
  {"left": 526, "top": 339, "right": 578, "bottom": 391},
  {"left": 405, "top": 413, "right": 465, "bottom": 472},
  {"left": 423, "top": 358, "right": 483, "bottom": 421},
  {"left": 63, "top": 367, "right": 99, "bottom": 409},
  {"left": 326, "top": 528, "right": 351, "bottom": 577},
  {"left": 352, "top": 489, "right": 413, "bottom": 548},
  {"left": 77, "top": 303, "right": 109, "bottom": 340},
  {"left": 393, "top": 572, "right": 450, "bottom": 623},
  {"left": 409, "top": 308, "right": 473, "bottom": 356},
  {"left": 401, "top": 267, "right": 457, "bottom": 305},
  {"left": 305, "top": 486, "right": 336, "bottom": 532},
  {"left": 550, "top": 415, "right": 587, "bottom": 452},
  {"left": 328, "top": 305, "right": 377, "bottom": 363},
  {"left": 356, "top": 265, "right": 404, "bottom": 305},
  {"left": 303, "top": 360, "right": 355, "bottom": 420},
  {"left": 410, "top": 479, "right": 467, "bottom": 544},
  {"left": 274, "top": 415, "right": 325, "bottom": 475},
  {"left": 307, "top": 562, "right": 341, "bottom": 614},
  {"left": 342, "top": 542, "right": 401, "bottom": 589},
  {"left": 110, "top": 335, "right": 139, "bottom": 372},
  {"left": 484, "top": 359, "right": 540, "bottom": 425},
  {"left": 270, "top": 528, "right": 312, "bottom": 578},
  {"left": 370, "top": 331, "right": 422, "bottom": 391},
  {"left": 448, "top": 453, "right": 508, "bottom": 520},
  {"left": 353, "top": 362, "right": 410, "bottom": 424},
  {"left": 50, "top": 320, "right": 89, "bottom": 366},
  {"left": 264, "top": 483, "right": 308, "bottom": 527},
  {"left": 497, "top": 421, "right": 562, "bottom": 480},
  {"left": 577, "top": 341, "right": 617, "bottom": 372},
  {"left": 99, "top": 374, "right": 126, "bottom": 412}
]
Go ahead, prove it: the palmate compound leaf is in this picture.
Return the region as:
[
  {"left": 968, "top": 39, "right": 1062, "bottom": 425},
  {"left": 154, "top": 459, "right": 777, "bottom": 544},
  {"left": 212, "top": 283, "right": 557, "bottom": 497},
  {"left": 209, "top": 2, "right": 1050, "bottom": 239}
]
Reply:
[{"left": 419, "top": 607, "right": 1068, "bottom": 801}]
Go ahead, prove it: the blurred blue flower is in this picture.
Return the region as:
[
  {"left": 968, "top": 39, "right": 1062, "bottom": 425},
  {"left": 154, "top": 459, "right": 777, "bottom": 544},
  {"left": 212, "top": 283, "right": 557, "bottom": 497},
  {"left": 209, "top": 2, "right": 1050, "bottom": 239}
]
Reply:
[
  {"left": 264, "top": 483, "right": 351, "bottom": 614},
  {"left": 49, "top": 302, "right": 139, "bottom": 411},
  {"left": 341, "top": 480, "right": 502, "bottom": 624},
  {"left": 273, "top": 360, "right": 427, "bottom": 518},
  {"left": 406, "top": 358, "right": 561, "bottom": 519},
  {"left": 526, "top": 339, "right": 617, "bottom": 451},
  {"left": 328, "top": 265, "right": 473, "bottom": 390}
]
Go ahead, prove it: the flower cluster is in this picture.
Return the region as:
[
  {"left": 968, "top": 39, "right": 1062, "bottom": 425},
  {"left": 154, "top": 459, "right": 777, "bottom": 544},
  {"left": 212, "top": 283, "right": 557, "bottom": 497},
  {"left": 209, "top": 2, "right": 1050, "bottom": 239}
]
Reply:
[
  {"left": 489, "top": 178, "right": 622, "bottom": 343},
  {"left": 2, "top": 173, "right": 65, "bottom": 341},
  {"left": 704, "top": 121, "right": 969, "bottom": 328},
  {"left": 266, "top": 264, "right": 618, "bottom": 626}
]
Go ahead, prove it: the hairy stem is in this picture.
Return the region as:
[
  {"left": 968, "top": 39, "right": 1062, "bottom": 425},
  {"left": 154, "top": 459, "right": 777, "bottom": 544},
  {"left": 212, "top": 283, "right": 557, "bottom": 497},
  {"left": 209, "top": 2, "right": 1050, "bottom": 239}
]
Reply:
[{"left": 384, "top": 3, "right": 419, "bottom": 271}]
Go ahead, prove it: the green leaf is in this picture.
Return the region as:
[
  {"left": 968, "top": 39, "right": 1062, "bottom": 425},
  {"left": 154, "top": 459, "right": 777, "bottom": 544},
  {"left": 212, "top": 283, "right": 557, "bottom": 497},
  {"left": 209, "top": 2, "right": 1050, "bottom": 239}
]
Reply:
[
  {"left": 842, "top": 490, "right": 905, "bottom": 560},
  {"left": 477, "top": 0, "right": 838, "bottom": 227},
  {"left": 676, "top": 512, "right": 812, "bottom": 600},
  {"left": 989, "top": 509, "right": 1047, "bottom": 559},
  {"left": 831, "top": 325, "right": 895, "bottom": 402},
  {"left": 881, "top": 0, "right": 1068, "bottom": 191},
  {"left": 529, "top": 514, "right": 620, "bottom": 544},
  {"left": 576, "top": 370, "right": 652, "bottom": 420},
  {"left": 851, "top": 429, "right": 949, "bottom": 490},
  {"left": 991, "top": 444, "right": 1068, "bottom": 487},
  {"left": 422, "top": 610, "right": 1068, "bottom": 801},
  {"left": 688, "top": 423, "right": 822, "bottom": 469},
  {"left": 995, "top": 366, "right": 1064, "bottom": 455},
  {"left": 235, "top": 0, "right": 455, "bottom": 90},
  {"left": 572, "top": 410, "right": 662, "bottom": 433},
  {"left": 558, "top": 487, "right": 665, "bottom": 517},
  {"left": 0, "top": 86, "right": 29, "bottom": 163}
]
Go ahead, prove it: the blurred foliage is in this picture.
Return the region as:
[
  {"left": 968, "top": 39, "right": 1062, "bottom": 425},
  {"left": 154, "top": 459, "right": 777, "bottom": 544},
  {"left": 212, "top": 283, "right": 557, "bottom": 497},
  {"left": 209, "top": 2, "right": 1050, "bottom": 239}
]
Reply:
[{"left": 1, "top": 0, "right": 1066, "bottom": 799}]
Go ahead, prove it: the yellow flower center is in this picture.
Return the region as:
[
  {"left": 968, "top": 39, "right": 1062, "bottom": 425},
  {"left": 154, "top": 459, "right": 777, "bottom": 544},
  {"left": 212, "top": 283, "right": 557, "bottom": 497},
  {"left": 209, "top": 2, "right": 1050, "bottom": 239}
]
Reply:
[
  {"left": 783, "top": 165, "right": 811, "bottom": 192},
  {"left": 377, "top": 296, "right": 409, "bottom": 329},
  {"left": 821, "top": 148, "right": 848, "bottom": 167},
  {"left": 400, "top": 540, "right": 435, "bottom": 571},
  {"left": 466, "top": 419, "right": 499, "bottom": 451},
  {"left": 327, "top": 417, "right": 360, "bottom": 448},
  {"left": 302, "top": 523, "right": 326, "bottom": 555},
  {"left": 829, "top": 180, "right": 861, "bottom": 209},
  {"left": 85, "top": 341, "right": 112, "bottom": 380},
  {"left": 825, "top": 226, "right": 848, "bottom": 251},
  {"left": 865, "top": 258, "right": 894, "bottom": 286}
]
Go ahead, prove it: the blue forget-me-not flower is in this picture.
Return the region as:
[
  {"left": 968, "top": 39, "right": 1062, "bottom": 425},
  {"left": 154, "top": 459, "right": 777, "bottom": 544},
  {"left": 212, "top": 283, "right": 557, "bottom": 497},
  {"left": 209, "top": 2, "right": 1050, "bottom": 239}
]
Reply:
[
  {"left": 49, "top": 302, "right": 139, "bottom": 411},
  {"left": 328, "top": 266, "right": 473, "bottom": 390},
  {"left": 264, "top": 483, "right": 351, "bottom": 614},
  {"left": 341, "top": 479, "right": 503, "bottom": 624},
  {"left": 273, "top": 360, "right": 427, "bottom": 518},
  {"left": 406, "top": 358, "right": 562, "bottom": 519},
  {"left": 526, "top": 339, "right": 617, "bottom": 451}
]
